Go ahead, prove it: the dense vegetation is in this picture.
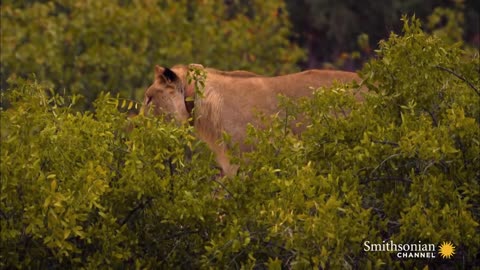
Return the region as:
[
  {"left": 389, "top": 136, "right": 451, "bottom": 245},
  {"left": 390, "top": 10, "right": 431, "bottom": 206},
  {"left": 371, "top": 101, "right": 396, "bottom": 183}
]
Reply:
[
  {"left": 1, "top": 0, "right": 303, "bottom": 106},
  {"left": 2, "top": 8, "right": 479, "bottom": 267}
]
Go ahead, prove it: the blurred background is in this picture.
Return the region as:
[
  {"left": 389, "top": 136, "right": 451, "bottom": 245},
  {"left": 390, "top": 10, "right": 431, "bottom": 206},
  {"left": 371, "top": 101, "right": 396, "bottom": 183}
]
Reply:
[
  {"left": 1, "top": 0, "right": 479, "bottom": 107},
  {"left": 286, "top": 0, "right": 479, "bottom": 70}
]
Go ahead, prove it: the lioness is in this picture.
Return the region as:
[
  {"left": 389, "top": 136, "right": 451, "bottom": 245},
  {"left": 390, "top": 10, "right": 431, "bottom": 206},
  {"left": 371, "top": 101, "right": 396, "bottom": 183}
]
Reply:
[{"left": 143, "top": 64, "right": 363, "bottom": 176}]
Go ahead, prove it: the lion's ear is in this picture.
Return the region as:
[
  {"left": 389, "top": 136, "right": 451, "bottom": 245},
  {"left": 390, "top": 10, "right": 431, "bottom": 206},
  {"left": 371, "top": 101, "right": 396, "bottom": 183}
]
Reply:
[
  {"left": 163, "top": 67, "right": 179, "bottom": 82},
  {"left": 154, "top": 65, "right": 164, "bottom": 76},
  {"left": 155, "top": 65, "right": 178, "bottom": 82}
]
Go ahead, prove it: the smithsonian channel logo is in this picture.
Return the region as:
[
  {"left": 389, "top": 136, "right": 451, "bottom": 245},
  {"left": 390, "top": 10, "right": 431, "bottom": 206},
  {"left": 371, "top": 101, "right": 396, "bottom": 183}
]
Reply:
[{"left": 363, "top": 240, "right": 455, "bottom": 259}]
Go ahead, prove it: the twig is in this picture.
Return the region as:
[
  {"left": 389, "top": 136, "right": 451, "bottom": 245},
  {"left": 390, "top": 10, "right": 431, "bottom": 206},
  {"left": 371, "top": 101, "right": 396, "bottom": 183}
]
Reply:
[
  {"left": 164, "top": 239, "right": 181, "bottom": 262},
  {"left": 435, "top": 65, "right": 480, "bottom": 96},
  {"left": 119, "top": 196, "right": 153, "bottom": 226},
  {"left": 371, "top": 140, "right": 399, "bottom": 147},
  {"left": 426, "top": 109, "right": 439, "bottom": 127},
  {"left": 361, "top": 176, "right": 412, "bottom": 184},
  {"left": 168, "top": 156, "right": 175, "bottom": 202},
  {"left": 211, "top": 178, "right": 235, "bottom": 199},
  {"left": 161, "top": 229, "right": 200, "bottom": 241},
  {"left": 369, "top": 153, "right": 402, "bottom": 178},
  {"left": 454, "top": 136, "right": 469, "bottom": 169},
  {"left": 0, "top": 209, "right": 7, "bottom": 219}
]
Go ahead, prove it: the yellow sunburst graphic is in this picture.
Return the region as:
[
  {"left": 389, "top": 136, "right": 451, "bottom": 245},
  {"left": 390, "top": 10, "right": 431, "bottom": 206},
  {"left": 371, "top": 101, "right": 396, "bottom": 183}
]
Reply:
[{"left": 438, "top": 241, "right": 455, "bottom": 259}]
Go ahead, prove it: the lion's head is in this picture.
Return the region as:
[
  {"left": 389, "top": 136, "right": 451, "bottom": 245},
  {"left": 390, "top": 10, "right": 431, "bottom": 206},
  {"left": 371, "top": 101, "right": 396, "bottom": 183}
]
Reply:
[{"left": 143, "top": 65, "right": 189, "bottom": 123}]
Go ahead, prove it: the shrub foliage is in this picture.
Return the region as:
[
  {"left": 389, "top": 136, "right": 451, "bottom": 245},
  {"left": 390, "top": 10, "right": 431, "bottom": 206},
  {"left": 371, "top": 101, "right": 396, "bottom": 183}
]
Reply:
[
  {"left": 1, "top": 0, "right": 303, "bottom": 104},
  {"left": 1, "top": 17, "right": 479, "bottom": 269}
]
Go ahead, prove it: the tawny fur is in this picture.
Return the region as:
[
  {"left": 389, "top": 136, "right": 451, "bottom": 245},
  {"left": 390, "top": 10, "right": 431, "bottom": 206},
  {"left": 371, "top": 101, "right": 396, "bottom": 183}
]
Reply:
[{"left": 144, "top": 64, "right": 364, "bottom": 176}]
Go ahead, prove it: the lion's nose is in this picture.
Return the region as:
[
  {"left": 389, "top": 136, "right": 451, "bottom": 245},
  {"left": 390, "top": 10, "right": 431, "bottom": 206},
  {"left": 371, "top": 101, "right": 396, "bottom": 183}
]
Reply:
[
  {"left": 141, "top": 97, "right": 152, "bottom": 116},
  {"left": 145, "top": 96, "right": 152, "bottom": 106}
]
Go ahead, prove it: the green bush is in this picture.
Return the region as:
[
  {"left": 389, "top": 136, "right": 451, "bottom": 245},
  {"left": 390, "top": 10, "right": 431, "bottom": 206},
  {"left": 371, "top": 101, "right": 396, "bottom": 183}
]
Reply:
[
  {"left": 1, "top": 80, "right": 222, "bottom": 268},
  {"left": 1, "top": 0, "right": 303, "bottom": 105},
  {"left": 1, "top": 16, "right": 479, "bottom": 268}
]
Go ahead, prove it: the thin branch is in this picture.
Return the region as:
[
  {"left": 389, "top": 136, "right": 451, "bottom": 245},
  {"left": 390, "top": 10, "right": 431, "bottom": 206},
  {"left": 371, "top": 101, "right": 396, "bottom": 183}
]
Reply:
[
  {"left": 161, "top": 229, "right": 200, "bottom": 241},
  {"left": 283, "top": 107, "right": 289, "bottom": 138},
  {"left": 421, "top": 160, "right": 436, "bottom": 175},
  {"left": 454, "top": 135, "right": 469, "bottom": 170},
  {"left": 340, "top": 106, "right": 348, "bottom": 118},
  {"left": 369, "top": 153, "right": 402, "bottom": 178},
  {"left": 274, "top": 107, "right": 290, "bottom": 158},
  {"left": 0, "top": 209, "right": 7, "bottom": 219},
  {"left": 426, "top": 109, "right": 439, "bottom": 127},
  {"left": 361, "top": 176, "right": 413, "bottom": 184},
  {"left": 371, "top": 140, "right": 399, "bottom": 147},
  {"left": 119, "top": 196, "right": 153, "bottom": 226},
  {"left": 435, "top": 65, "right": 480, "bottom": 96},
  {"left": 168, "top": 156, "right": 175, "bottom": 202},
  {"left": 387, "top": 220, "right": 401, "bottom": 226},
  {"left": 210, "top": 177, "right": 235, "bottom": 199}
]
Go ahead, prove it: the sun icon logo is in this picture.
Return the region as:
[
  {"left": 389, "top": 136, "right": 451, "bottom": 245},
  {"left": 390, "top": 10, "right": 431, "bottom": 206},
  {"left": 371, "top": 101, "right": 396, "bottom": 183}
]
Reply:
[{"left": 438, "top": 241, "right": 455, "bottom": 259}]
